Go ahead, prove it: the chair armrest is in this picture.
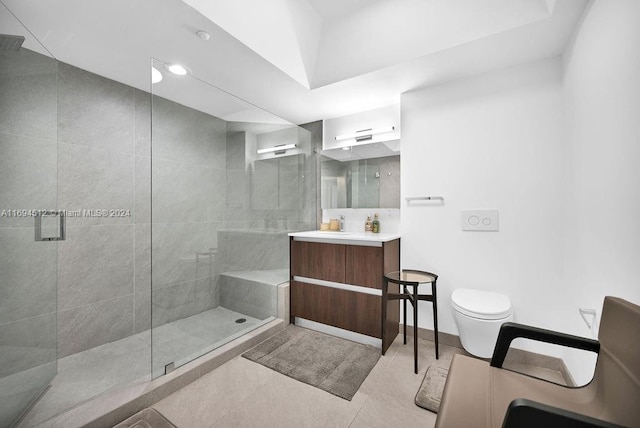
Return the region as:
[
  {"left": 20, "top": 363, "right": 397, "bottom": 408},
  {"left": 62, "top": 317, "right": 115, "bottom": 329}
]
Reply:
[
  {"left": 490, "top": 322, "right": 599, "bottom": 368},
  {"left": 503, "top": 399, "right": 624, "bottom": 428}
]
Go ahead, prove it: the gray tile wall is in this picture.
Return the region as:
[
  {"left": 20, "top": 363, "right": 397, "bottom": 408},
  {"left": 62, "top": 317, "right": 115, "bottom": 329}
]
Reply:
[
  {"left": 56, "top": 63, "right": 144, "bottom": 357},
  {"left": 219, "top": 275, "right": 277, "bottom": 320},
  {"left": 221, "top": 125, "right": 318, "bottom": 275},
  {"left": 150, "top": 96, "right": 227, "bottom": 332},
  {"left": 0, "top": 58, "right": 153, "bottom": 359},
  {"left": 218, "top": 230, "right": 290, "bottom": 274},
  {"left": 225, "top": 127, "right": 318, "bottom": 234},
  {"left": 54, "top": 65, "right": 230, "bottom": 356}
]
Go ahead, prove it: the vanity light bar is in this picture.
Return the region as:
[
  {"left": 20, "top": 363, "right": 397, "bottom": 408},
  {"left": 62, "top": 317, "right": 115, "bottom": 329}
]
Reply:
[
  {"left": 334, "top": 126, "right": 395, "bottom": 141},
  {"left": 256, "top": 143, "right": 297, "bottom": 154}
]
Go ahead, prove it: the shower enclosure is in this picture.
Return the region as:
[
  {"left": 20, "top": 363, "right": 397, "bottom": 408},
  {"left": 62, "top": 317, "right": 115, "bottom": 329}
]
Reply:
[
  {"left": 0, "top": 5, "right": 317, "bottom": 425},
  {"left": 149, "top": 58, "right": 318, "bottom": 378}
]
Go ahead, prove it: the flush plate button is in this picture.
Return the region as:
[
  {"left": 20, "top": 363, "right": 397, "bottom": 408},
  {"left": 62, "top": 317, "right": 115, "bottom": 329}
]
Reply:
[{"left": 461, "top": 210, "right": 499, "bottom": 231}]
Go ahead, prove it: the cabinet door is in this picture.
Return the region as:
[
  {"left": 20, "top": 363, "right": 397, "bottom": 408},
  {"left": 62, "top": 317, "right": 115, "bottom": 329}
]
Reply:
[
  {"left": 291, "top": 280, "right": 381, "bottom": 338},
  {"left": 345, "top": 245, "right": 383, "bottom": 289},
  {"left": 290, "top": 240, "right": 345, "bottom": 283}
]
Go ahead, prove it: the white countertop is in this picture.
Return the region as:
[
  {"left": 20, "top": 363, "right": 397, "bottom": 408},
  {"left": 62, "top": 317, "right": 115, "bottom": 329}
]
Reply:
[{"left": 288, "top": 230, "right": 401, "bottom": 244}]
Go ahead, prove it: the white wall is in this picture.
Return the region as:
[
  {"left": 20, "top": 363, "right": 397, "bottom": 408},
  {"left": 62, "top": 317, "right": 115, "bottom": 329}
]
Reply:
[
  {"left": 401, "top": 58, "right": 566, "bottom": 347},
  {"left": 400, "top": 0, "right": 640, "bottom": 381},
  {"left": 561, "top": 0, "right": 640, "bottom": 383}
]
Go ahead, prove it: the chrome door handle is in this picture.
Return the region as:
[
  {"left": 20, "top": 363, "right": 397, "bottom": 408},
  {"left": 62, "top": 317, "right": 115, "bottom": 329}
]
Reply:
[{"left": 35, "top": 211, "right": 66, "bottom": 241}]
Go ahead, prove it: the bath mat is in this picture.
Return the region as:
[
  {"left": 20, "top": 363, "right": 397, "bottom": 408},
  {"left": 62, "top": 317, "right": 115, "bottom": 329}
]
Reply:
[
  {"left": 415, "top": 365, "right": 449, "bottom": 413},
  {"left": 113, "top": 408, "right": 176, "bottom": 428},
  {"left": 242, "top": 325, "right": 380, "bottom": 400}
]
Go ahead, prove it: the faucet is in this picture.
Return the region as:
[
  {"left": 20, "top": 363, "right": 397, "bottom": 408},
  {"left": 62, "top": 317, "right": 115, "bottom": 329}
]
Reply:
[{"left": 339, "top": 215, "right": 345, "bottom": 232}]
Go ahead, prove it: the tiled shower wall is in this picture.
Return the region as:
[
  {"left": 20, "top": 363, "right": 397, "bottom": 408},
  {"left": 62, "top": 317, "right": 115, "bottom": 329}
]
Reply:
[
  {"left": 56, "top": 64, "right": 233, "bottom": 355},
  {"left": 150, "top": 96, "right": 227, "bottom": 328},
  {"left": 0, "top": 56, "right": 222, "bottom": 357},
  {"left": 221, "top": 127, "right": 319, "bottom": 274},
  {"left": 2, "top": 51, "right": 317, "bottom": 358},
  {"left": 55, "top": 63, "right": 151, "bottom": 357},
  {"left": 225, "top": 129, "right": 318, "bottom": 232}
]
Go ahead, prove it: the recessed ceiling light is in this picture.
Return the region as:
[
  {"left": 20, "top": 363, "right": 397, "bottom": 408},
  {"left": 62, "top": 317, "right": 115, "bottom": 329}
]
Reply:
[
  {"left": 151, "top": 66, "right": 162, "bottom": 84},
  {"left": 196, "top": 30, "right": 210, "bottom": 41},
  {"left": 342, "top": 147, "right": 351, "bottom": 151},
  {"left": 167, "top": 64, "right": 188, "bottom": 76}
]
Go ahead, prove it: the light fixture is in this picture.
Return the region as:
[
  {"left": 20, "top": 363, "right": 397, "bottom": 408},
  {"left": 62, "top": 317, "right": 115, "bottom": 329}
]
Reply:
[
  {"left": 342, "top": 147, "right": 351, "bottom": 151},
  {"left": 167, "top": 64, "right": 188, "bottom": 76},
  {"left": 334, "top": 126, "right": 395, "bottom": 142},
  {"left": 151, "top": 66, "right": 163, "bottom": 84},
  {"left": 257, "top": 143, "right": 297, "bottom": 154}
]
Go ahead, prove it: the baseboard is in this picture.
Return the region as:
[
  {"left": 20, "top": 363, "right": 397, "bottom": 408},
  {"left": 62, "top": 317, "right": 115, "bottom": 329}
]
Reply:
[
  {"left": 403, "top": 324, "right": 464, "bottom": 349},
  {"left": 404, "top": 324, "right": 574, "bottom": 386},
  {"left": 295, "top": 317, "right": 382, "bottom": 348}
]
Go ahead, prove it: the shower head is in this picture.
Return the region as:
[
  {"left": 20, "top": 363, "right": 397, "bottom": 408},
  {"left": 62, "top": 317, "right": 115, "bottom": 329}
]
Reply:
[{"left": 0, "top": 34, "right": 25, "bottom": 51}]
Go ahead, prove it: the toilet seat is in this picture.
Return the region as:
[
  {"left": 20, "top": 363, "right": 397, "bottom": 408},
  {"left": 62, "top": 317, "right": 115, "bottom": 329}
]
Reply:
[{"left": 451, "top": 288, "right": 512, "bottom": 320}]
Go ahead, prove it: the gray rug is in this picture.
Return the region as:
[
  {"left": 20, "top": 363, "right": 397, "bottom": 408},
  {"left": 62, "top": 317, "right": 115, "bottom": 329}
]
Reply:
[
  {"left": 243, "top": 325, "right": 380, "bottom": 400},
  {"left": 415, "top": 365, "right": 449, "bottom": 413}
]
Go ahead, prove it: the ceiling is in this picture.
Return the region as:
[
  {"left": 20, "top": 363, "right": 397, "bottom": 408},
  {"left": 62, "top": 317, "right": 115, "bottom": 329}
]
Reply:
[
  {"left": 1, "top": 0, "right": 588, "bottom": 125},
  {"left": 306, "top": 0, "right": 390, "bottom": 21}
]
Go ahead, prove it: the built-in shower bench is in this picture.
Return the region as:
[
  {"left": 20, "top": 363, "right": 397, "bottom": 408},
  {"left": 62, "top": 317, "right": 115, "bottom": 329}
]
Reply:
[{"left": 219, "top": 269, "right": 290, "bottom": 321}]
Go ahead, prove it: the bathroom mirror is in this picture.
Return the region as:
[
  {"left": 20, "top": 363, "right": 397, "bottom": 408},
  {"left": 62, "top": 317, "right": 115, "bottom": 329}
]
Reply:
[{"left": 320, "top": 142, "right": 400, "bottom": 209}]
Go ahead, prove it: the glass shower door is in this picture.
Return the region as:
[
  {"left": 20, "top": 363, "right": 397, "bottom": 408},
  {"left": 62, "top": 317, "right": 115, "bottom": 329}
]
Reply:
[
  {"left": 0, "top": 5, "right": 59, "bottom": 426},
  {"left": 150, "top": 57, "right": 316, "bottom": 378}
]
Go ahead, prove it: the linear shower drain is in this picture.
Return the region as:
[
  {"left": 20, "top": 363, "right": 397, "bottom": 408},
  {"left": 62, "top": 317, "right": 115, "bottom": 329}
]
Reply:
[{"left": 235, "top": 318, "right": 247, "bottom": 324}]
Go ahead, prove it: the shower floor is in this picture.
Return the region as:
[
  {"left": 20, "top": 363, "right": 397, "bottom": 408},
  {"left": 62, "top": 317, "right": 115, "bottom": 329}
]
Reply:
[{"left": 17, "top": 306, "right": 270, "bottom": 427}]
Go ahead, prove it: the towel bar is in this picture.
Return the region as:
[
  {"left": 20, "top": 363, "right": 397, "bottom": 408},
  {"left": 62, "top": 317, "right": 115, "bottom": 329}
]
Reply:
[{"left": 405, "top": 196, "right": 444, "bottom": 202}]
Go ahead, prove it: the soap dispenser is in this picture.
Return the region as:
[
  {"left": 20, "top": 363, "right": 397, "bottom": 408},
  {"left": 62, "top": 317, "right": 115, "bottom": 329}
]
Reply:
[
  {"left": 365, "top": 215, "right": 373, "bottom": 232},
  {"left": 372, "top": 213, "right": 380, "bottom": 233}
]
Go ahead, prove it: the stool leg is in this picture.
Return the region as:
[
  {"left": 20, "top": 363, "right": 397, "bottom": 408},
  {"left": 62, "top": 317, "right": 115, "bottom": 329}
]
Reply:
[
  {"left": 403, "top": 285, "right": 407, "bottom": 345},
  {"left": 433, "top": 281, "right": 439, "bottom": 360},
  {"left": 413, "top": 284, "right": 419, "bottom": 374}
]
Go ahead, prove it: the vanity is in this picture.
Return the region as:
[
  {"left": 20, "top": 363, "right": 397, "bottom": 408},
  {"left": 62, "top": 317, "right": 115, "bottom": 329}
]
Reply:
[{"left": 288, "top": 231, "right": 400, "bottom": 352}]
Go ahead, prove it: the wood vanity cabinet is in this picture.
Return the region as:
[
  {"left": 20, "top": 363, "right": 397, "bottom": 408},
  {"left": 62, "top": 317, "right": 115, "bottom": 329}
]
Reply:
[
  {"left": 345, "top": 245, "right": 384, "bottom": 289},
  {"left": 290, "top": 241, "right": 346, "bottom": 283},
  {"left": 290, "top": 237, "right": 400, "bottom": 352}
]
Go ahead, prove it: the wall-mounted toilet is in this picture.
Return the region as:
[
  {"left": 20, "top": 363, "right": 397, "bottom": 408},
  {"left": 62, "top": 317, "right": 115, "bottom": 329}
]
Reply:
[{"left": 451, "top": 288, "right": 513, "bottom": 358}]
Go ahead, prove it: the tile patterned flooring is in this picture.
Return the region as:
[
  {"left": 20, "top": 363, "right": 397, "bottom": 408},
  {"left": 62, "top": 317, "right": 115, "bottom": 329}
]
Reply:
[
  {"left": 13, "top": 322, "right": 569, "bottom": 427},
  {"left": 148, "top": 332, "right": 570, "bottom": 428},
  {"left": 150, "top": 335, "right": 467, "bottom": 428},
  {"left": 16, "top": 307, "right": 269, "bottom": 427}
]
